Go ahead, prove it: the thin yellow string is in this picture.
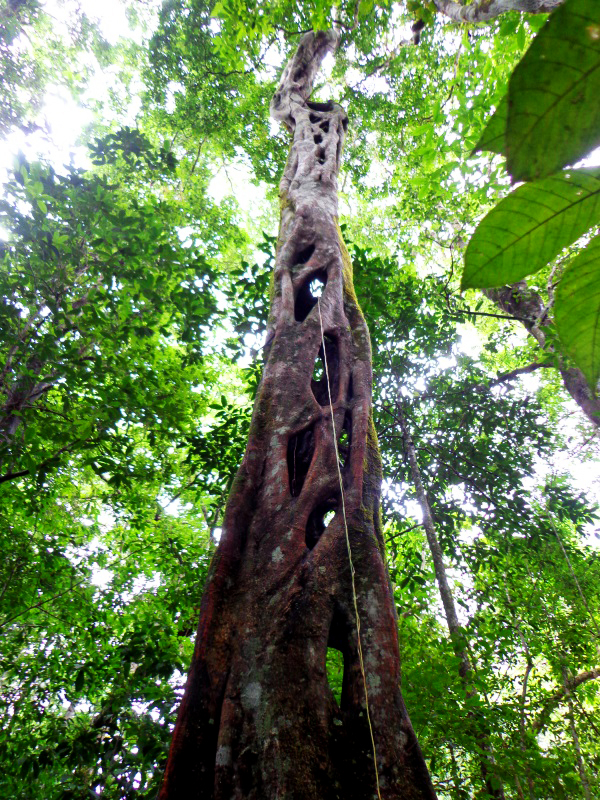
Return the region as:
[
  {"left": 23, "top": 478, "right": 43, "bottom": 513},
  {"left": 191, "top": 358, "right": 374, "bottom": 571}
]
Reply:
[{"left": 317, "top": 296, "right": 382, "bottom": 800}]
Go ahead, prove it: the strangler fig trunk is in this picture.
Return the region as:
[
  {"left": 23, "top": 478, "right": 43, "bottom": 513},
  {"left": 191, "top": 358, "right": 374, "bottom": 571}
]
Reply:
[{"left": 159, "top": 31, "right": 436, "bottom": 800}]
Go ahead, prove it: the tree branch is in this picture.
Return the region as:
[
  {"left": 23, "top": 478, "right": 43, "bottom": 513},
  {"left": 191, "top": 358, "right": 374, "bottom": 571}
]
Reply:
[
  {"left": 489, "top": 361, "right": 553, "bottom": 386},
  {"left": 434, "top": 0, "right": 564, "bottom": 24},
  {"left": 484, "top": 283, "right": 600, "bottom": 429},
  {"left": 532, "top": 668, "right": 600, "bottom": 734},
  {"left": 0, "top": 439, "right": 84, "bottom": 484}
]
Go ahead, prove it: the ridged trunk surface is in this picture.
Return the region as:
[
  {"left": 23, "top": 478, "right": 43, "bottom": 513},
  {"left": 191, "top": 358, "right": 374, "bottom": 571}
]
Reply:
[{"left": 159, "top": 31, "right": 436, "bottom": 800}]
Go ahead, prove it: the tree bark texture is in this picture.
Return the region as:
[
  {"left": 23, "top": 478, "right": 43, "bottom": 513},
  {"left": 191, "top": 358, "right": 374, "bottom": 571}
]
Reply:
[
  {"left": 159, "top": 31, "right": 436, "bottom": 800},
  {"left": 434, "top": 0, "right": 563, "bottom": 24}
]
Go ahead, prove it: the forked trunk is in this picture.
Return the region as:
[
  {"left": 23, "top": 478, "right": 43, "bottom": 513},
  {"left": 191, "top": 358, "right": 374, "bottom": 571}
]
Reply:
[{"left": 159, "top": 31, "right": 436, "bottom": 800}]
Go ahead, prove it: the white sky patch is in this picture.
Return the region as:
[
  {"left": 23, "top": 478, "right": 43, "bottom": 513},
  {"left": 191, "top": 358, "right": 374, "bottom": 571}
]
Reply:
[
  {"left": 98, "top": 508, "right": 116, "bottom": 532},
  {"left": 314, "top": 51, "right": 336, "bottom": 101},
  {"left": 575, "top": 144, "right": 600, "bottom": 168},
  {"left": 125, "top": 571, "right": 162, "bottom": 599},
  {"left": 0, "top": 89, "right": 94, "bottom": 178},
  {"left": 437, "top": 353, "right": 457, "bottom": 372},
  {"left": 518, "top": 369, "right": 542, "bottom": 395},
  {"left": 165, "top": 81, "right": 185, "bottom": 115},
  {"left": 458, "top": 323, "right": 483, "bottom": 358},
  {"left": 0, "top": 0, "right": 152, "bottom": 181},
  {"left": 208, "top": 159, "right": 268, "bottom": 216},
  {"left": 91, "top": 568, "right": 114, "bottom": 588},
  {"left": 158, "top": 494, "right": 193, "bottom": 518},
  {"left": 51, "top": 0, "right": 156, "bottom": 47},
  {"left": 268, "top": 116, "right": 280, "bottom": 137}
]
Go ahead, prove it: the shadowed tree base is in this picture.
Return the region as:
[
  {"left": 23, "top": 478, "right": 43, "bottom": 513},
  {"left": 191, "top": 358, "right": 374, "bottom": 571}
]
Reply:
[{"left": 159, "top": 31, "right": 436, "bottom": 800}]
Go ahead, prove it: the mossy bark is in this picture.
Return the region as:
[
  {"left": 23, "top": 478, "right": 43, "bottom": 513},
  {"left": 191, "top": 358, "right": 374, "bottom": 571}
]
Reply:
[{"left": 159, "top": 31, "right": 436, "bottom": 800}]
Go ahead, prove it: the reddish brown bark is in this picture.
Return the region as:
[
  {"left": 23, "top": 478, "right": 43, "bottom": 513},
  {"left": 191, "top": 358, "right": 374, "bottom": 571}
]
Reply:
[{"left": 159, "top": 31, "right": 436, "bottom": 800}]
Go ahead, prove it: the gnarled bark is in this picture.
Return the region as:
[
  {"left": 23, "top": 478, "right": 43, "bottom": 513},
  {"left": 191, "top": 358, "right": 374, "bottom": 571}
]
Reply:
[
  {"left": 159, "top": 31, "right": 436, "bottom": 800},
  {"left": 484, "top": 283, "right": 600, "bottom": 429}
]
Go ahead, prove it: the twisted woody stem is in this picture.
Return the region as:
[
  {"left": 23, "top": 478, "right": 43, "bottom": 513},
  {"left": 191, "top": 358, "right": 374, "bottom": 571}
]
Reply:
[{"left": 159, "top": 31, "right": 436, "bottom": 800}]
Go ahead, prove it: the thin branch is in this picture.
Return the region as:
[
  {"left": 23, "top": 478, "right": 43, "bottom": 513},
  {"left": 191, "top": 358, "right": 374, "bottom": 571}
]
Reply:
[
  {"left": 0, "top": 438, "right": 84, "bottom": 485},
  {"left": 0, "top": 543, "right": 155, "bottom": 630},
  {"left": 385, "top": 521, "right": 423, "bottom": 544},
  {"left": 450, "top": 308, "right": 526, "bottom": 322},
  {"left": 414, "top": 361, "right": 553, "bottom": 402},
  {"left": 532, "top": 668, "right": 600, "bottom": 734}
]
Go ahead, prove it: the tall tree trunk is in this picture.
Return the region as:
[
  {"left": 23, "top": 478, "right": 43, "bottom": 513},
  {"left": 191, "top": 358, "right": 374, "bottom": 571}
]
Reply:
[
  {"left": 397, "top": 402, "right": 504, "bottom": 800},
  {"left": 159, "top": 31, "right": 436, "bottom": 800},
  {"left": 562, "top": 666, "right": 592, "bottom": 800}
]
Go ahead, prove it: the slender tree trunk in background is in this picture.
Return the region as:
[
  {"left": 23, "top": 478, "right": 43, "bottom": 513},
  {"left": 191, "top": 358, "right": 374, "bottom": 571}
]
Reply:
[
  {"left": 159, "top": 31, "right": 436, "bottom": 800},
  {"left": 562, "top": 666, "right": 592, "bottom": 800},
  {"left": 397, "top": 403, "right": 504, "bottom": 800},
  {"left": 504, "top": 585, "right": 536, "bottom": 800}
]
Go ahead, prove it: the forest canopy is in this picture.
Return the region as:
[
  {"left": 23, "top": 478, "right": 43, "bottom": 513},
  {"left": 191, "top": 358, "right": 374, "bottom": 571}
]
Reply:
[{"left": 0, "top": 0, "right": 599, "bottom": 798}]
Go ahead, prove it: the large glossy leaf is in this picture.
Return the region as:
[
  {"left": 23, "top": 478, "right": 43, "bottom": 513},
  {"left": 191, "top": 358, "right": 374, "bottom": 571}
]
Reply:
[
  {"left": 555, "top": 233, "right": 600, "bottom": 388},
  {"left": 462, "top": 168, "right": 600, "bottom": 289},
  {"left": 474, "top": 94, "right": 507, "bottom": 156},
  {"left": 506, "top": 0, "right": 600, "bottom": 181}
]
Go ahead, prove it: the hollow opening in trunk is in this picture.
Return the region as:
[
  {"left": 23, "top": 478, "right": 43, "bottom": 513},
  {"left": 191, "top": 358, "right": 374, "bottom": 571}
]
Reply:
[
  {"left": 307, "top": 100, "right": 334, "bottom": 113},
  {"left": 338, "top": 410, "right": 352, "bottom": 470},
  {"left": 326, "top": 647, "right": 344, "bottom": 707},
  {"left": 294, "top": 269, "right": 327, "bottom": 322},
  {"left": 306, "top": 500, "right": 337, "bottom": 549},
  {"left": 295, "top": 242, "right": 315, "bottom": 265},
  {"left": 327, "top": 606, "right": 349, "bottom": 709},
  {"left": 287, "top": 424, "right": 315, "bottom": 498},
  {"left": 311, "top": 334, "right": 339, "bottom": 405}
]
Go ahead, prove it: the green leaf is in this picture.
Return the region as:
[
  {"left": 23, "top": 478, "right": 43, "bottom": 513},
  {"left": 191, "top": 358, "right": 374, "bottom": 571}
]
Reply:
[
  {"left": 462, "top": 168, "right": 600, "bottom": 289},
  {"left": 473, "top": 95, "right": 507, "bottom": 156},
  {"left": 555, "top": 232, "right": 600, "bottom": 388},
  {"left": 505, "top": 0, "right": 600, "bottom": 181}
]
